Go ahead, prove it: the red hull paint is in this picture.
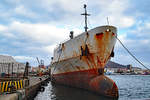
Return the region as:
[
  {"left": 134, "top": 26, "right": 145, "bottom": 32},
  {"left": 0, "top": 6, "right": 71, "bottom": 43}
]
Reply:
[{"left": 52, "top": 68, "right": 118, "bottom": 98}]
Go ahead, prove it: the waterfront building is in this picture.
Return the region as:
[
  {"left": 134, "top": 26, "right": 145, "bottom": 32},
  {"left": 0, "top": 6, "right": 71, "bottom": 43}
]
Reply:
[{"left": 0, "top": 55, "right": 25, "bottom": 76}]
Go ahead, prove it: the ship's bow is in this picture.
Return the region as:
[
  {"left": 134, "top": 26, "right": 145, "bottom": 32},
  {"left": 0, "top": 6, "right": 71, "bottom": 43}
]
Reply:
[{"left": 89, "top": 75, "right": 119, "bottom": 98}]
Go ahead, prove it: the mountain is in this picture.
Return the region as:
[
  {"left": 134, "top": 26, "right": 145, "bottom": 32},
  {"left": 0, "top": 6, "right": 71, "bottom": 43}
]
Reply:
[{"left": 105, "top": 61, "right": 127, "bottom": 68}]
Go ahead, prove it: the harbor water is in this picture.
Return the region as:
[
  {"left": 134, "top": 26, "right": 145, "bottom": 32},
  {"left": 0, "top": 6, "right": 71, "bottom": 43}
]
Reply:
[{"left": 34, "top": 75, "right": 150, "bottom": 100}]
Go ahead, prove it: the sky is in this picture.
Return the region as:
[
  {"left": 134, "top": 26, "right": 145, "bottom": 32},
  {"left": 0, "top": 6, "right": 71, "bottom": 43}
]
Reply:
[{"left": 0, "top": 0, "right": 150, "bottom": 69}]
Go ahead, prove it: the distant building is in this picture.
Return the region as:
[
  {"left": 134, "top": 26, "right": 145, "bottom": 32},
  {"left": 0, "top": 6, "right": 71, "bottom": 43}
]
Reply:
[
  {"left": 32, "top": 67, "right": 39, "bottom": 73},
  {"left": 105, "top": 61, "right": 127, "bottom": 73},
  {"left": 0, "top": 55, "right": 16, "bottom": 63},
  {"left": 0, "top": 55, "right": 25, "bottom": 75},
  {"left": 32, "top": 66, "right": 48, "bottom": 73},
  {"left": 131, "top": 67, "right": 143, "bottom": 74},
  {"left": 126, "top": 64, "right": 132, "bottom": 70},
  {"left": 105, "top": 61, "right": 142, "bottom": 74}
]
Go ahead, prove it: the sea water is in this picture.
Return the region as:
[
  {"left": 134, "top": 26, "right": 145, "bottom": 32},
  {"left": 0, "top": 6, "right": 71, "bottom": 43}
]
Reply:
[{"left": 34, "top": 75, "right": 150, "bottom": 100}]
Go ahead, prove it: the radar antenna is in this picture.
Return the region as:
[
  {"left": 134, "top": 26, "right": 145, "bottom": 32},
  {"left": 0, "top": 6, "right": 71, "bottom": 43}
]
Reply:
[{"left": 81, "top": 4, "right": 90, "bottom": 32}]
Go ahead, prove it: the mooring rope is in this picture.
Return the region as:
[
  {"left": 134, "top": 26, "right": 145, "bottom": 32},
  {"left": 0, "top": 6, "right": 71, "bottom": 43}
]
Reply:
[{"left": 116, "top": 36, "right": 150, "bottom": 70}]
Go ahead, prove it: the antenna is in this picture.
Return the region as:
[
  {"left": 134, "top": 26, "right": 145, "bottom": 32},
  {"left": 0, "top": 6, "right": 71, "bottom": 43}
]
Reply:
[
  {"left": 107, "top": 17, "right": 109, "bottom": 25},
  {"left": 81, "top": 4, "right": 90, "bottom": 32}
]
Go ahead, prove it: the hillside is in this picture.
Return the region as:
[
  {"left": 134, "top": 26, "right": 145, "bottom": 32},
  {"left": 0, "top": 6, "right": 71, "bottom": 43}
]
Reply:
[{"left": 105, "top": 61, "right": 127, "bottom": 68}]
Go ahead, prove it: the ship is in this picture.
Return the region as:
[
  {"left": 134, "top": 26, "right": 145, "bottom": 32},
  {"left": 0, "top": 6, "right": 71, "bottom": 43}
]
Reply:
[{"left": 50, "top": 4, "right": 118, "bottom": 98}]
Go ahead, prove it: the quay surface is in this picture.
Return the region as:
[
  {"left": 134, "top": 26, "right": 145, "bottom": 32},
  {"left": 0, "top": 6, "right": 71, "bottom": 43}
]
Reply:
[{"left": 0, "top": 75, "right": 50, "bottom": 100}]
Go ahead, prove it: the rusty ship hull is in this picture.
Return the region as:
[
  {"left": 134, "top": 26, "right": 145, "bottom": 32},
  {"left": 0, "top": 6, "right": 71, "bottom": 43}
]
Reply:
[{"left": 51, "top": 26, "right": 118, "bottom": 97}]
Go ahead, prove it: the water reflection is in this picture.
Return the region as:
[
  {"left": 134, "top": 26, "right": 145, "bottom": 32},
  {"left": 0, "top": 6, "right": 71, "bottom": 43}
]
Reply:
[
  {"left": 35, "top": 82, "right": 117, "bottom": 100},
  {"left": 35, "top": 75, "right": 150, "bottom": 100}
]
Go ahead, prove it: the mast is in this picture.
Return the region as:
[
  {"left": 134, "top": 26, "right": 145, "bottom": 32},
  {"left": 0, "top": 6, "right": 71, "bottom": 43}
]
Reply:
[{"left": 81, "top": 4, "right": 90, "bottom": 32}]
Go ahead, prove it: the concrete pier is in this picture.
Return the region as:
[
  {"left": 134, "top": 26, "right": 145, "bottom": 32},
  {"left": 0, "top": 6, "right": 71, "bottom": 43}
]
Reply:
[
  {"left": 0, "top": 75, "right": 50, "bottom": 100},
  {"left": 25, "top": 76, "right": 50, "bottom": 99}
]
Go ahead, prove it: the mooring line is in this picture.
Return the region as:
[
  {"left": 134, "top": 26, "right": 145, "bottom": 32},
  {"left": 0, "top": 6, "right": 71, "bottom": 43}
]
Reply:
[{"left": 116, "top": 36, "right": 150, "bottom": 70}]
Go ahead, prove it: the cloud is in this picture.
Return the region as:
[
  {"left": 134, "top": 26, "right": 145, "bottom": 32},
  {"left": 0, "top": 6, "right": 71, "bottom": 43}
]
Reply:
[
  {"left": 13, "top": 55, "right": 38, "bottom": 66},
  {"left": 0, "top": 21, "right": 83, "bottom": 65},
  {"left": 43, "top": 44, "right": 57, "bottom": 55},
  {"left": 114, "top": 26, "right": 150, "bottom": 68},
  {"left": 14, "top": 5, "right": 37, "bottom": 18},
  {"left": 0, "top": 25, "right": 7, "bottom": 31},
  {"left": 0, "top": 0, "right": 150, "bottom": 68},
  {"left": 13, "top": 56, "right": 34, "bottom": 61},
  {"left": 5, "top": 0, "right": 20, "bottom": 4},
  {"left": 9, "top": 21, "right": 72, "bottom": 44},
  {"left": 90, "top": 0, "right": 135, "bottom": 28},
  {"left": 0, "top": 0, "right": 135, "bottom": 29}
]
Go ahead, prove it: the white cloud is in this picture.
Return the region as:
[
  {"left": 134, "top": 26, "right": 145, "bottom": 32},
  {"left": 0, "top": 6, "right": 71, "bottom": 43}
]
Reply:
[
  {"left": 58, "top": 0, "right": 83, "bottom": 13},
  {"left": 0, "top": 25, "right": 7, "bottom": 31},
  {"left": 0, "top": 0, "right": 150, "bottom": 67},
  {"left": 43, "top": 44, "right": 57, "bottom": 54},
  {"left": 3, "top": 32, "right": 16, "bottom": 38},
  {"left": 130, "top": 21, "right": 150, "bottom": 38},
  {"left": 36, "top": 0, "right": 83, "bottom": 13},
  {"left": 114, "top": 30, "right": 150, "bottom": 68},
  {"left": 5, "top": 0, "right": 20, "bottom": 4},
  {"left": 13, "top": 56, "right": 34, "bottom": 61},
  {"left": 96, "top": 0, "right": 128, "bottom": 13},
  {"left": 7, "top": 21, "right": 82, "bottom": 44},
  {"left": 0, "top": 21, "right": 82, "bottom": 60},
  {"left": 111, "top": 17, "right": 134, "bottom": 28},
  {"left": 14, "top": 5, "right": 37, "bottom": 18},
  {"left": 9, "top": 21, "right": 71, "bottom": 44},
  {"left": 142, "top": 39, "right": 149, "bottom": 45},
  {"left": 13, "top": 56, "right": 38, "bottom": 66},
  {"left": 145, "top": 22, "right": 150, "bottom": 28},
  {"left": 88, "top": 0, "right": 135, "bottom": 28}
]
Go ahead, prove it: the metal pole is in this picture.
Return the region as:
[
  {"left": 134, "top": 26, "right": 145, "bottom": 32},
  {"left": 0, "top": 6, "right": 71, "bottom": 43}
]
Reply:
[
  {"left": 17, "top": 64, "right": 19, "bottom": 78},
  {"left": 81, "top": 4, "right": 90, "bottom": 32},
  {"left": 2, "top": 63, "right": 3, "bottom": 73},
  {"left": 24, "top": 62, "right": 29, "bottom": 78},
  {"left": 8, "top": 63, "right": 10, "bottom": 77},
  {"left": 12, "top": 63, "right": 14, "bottom": 78},
  {"left": 0, "top": 63, "right": 2, "bottom": 76},
  {"left": 84, "top": 5, "right": 88, "bottom": 32}
]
